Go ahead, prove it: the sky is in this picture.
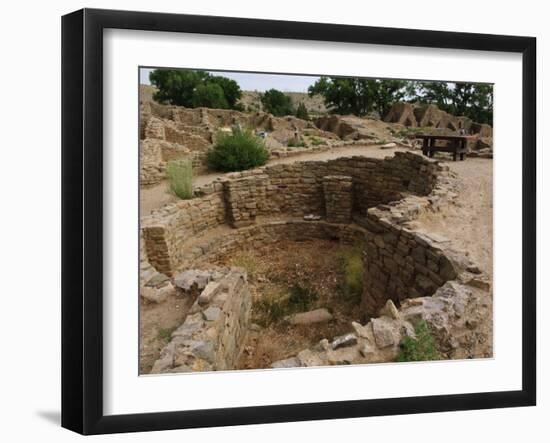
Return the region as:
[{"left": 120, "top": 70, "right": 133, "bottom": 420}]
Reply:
[{"left": 139, "top": 68, "right": 320, "bottom": 93}]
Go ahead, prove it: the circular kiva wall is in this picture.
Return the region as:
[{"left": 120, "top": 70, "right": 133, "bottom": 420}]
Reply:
[{"left": 142, "top": 151, "right": 462, "bottom": 316}]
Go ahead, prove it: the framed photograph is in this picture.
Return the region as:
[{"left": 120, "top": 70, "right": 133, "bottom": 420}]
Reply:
[{"left": 61, "top": 8, "right": 536, "bottom": 435}]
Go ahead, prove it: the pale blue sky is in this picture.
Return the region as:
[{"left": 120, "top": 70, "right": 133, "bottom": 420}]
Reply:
[{"left": 140, "top": 68, "right": 320, "bottom": 92}]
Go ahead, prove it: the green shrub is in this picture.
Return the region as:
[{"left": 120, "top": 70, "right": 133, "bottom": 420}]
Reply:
[
  {"left": 338, "top": 249, "right": 364, "bottom": 304},
  {"left": 166, "top": 158, "right": 193, "bottom": 199},
  {"left": 207, "top": 128, "right": 269, "bottom": 172},
  {"left": 397, "top": 320, "right": 441, "bottom": 362}
]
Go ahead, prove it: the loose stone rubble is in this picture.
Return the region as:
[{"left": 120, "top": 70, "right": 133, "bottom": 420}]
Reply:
[{"left": 151, "top": 268, "right": 251, "bottom": 373}]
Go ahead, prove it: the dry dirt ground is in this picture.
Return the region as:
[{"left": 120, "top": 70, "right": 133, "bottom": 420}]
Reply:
[
  {"left": 140, "top": 293, "right": 195, "bottom": 374},
  {"left": 416, "top": 156, "right": 493, "bottom": 277},
  {"left": 216, "top": 240, "right": 363, "bottom": 370}
]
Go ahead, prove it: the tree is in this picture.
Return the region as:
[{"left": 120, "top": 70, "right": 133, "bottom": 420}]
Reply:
[
  {"left": 191, "top": 83, "right": 229, "bottom": 109},
  {"left": 295, "top": 102, "right": 309, "bottom": 120},
  {"left": 308, "top": 77, "right": 408, "bottom": 116},
  {"left": 149, "top": 69, "right": 209, "bottom": 107},
  {"left": 412, "top": 81, "right": 493, "bottom": 125},
  {"left": 261, "top": 89, "right": 294, "bottom": 116},
  {"left": 209, "top": 75, "right": 242, "bottom": 108},
  {"left": 149, "top": 69, "right": 242, "bottom": 110}
]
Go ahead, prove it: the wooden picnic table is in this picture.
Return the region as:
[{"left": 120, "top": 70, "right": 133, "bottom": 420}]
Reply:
[{"left": 416, "top": 134, "right": 473, "bottom": 161}]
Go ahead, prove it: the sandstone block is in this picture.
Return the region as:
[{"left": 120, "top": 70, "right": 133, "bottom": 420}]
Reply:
[{"left": 284, "top": 308, "right": 333, "bottom": 325}]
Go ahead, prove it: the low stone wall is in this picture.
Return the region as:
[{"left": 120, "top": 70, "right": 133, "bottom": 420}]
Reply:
[
  {"left": 151, "top": 268, "right": 251, "bottom": 373},
  {"left": 323, "top": 175, "right": 353, "bottom": 223},
  {"left": 359, "top": 201, "right": 464, "bottom": 316},
  {"left": 142, "top": 183, "right": 226, "bottom": 276},
  {"left": 142, "top": 152, "right": 445, "bottom": 275}
]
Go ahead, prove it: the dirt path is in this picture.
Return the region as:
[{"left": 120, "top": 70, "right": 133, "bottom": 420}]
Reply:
[
  {"left": 415, "top": 157, "right": 493, "bottom": 276},
  {"left": 140, "top": 144, "right": 405, "bottom": 216}
]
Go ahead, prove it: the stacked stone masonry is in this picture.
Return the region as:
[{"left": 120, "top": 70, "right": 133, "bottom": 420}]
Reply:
[
  {"left": 323, "top": 175, "right": 353, "bottom": 224},
  {"left": 151, "top": 268, "right": 251, "bottom": 373},
  {"left": 142, "top": 152, "right": 442, "bottom": 275}
]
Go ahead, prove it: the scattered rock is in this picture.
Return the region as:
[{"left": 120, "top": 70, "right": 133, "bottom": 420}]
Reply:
[
  {"left": 284, "top": 308, "right": 333, "bottom": 325},
  {"left": 297, "top": 349, "right": 325, "bottom": 367},
  {"left": 202, "top": 306, "right": 222, "bottom": 322},
  {"left": 174, "top": 270, "right": 211, "bottom": 291},
  {"left": 379, "top": 299, "right": 400, "bottom": 319},
  {"left": 140, "top": 282, "right": 174, "bottom": 303},
  {"left": 371, "top": 318, "right": 397, "bottom": 348},
  {"left": 351, "top": 321, "right": 370, "bottom": 338},
  {"left": 331, "top": 333, "right": 358, "bottom": 350},
  {"left": 380, "top": 142, "right": 397, "bottom": 149},
  {"left": 145, "top": 273, "right": 171, "bottom": 287},
  {"left": 198, "top": 281, "right": 220, "bottom": 305},
  {"left": 193, "top": 341, "right": 216, "bottom": 363}
]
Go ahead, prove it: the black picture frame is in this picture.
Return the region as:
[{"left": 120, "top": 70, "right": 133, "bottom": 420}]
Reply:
[{"left": 61, "top": 8, "right": 537, "bottom": 435}]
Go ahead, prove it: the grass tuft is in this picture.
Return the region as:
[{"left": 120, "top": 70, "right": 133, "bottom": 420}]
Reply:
[
  {"left": 338, "top": 248, "right": 364, "bottom": 304},
  {"left": 166, "top": 158, "right": 193, "bottom": 199}
]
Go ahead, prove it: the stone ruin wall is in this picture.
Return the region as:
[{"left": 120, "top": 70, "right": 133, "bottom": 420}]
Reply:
[
  {"left": 383, "top": 102, "right": 494, "bottom": 154},
  {"left": 151, "top": 268, "right": 252, "bottom": 373},
  {"left": 142, "top": 152, "right": 439, "bottom": 273},
  {"left": 142, "top": 152, "right": 456, "bottom": 317},
  {"left": 139, "top": 101, "right": 338, "bottom": 186}
]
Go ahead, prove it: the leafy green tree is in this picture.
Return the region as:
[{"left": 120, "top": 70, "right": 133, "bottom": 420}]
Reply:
[
  {"left": 295, "top": 102, "right": 309, "bottom": 120},
  {"left": 149, "top": 69, "right": 242, "bottom": 110},
  {"left": 209, "top": 75, "right": 242, "bottom": 108},
  {"left": 150, "top": 69, "right": 209, "bottom": 107},
  {"left": 308, "top": 77, "right": 408, "bottom": 116},
  {"left": 191, "top": 83, "right": 229, "bottom": 109},
  {"left": 412, "top": 81, "right": 493, "bottom": 125},
  {"left": 261, "top": 89, "right": 294, "bottom": 116}
]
